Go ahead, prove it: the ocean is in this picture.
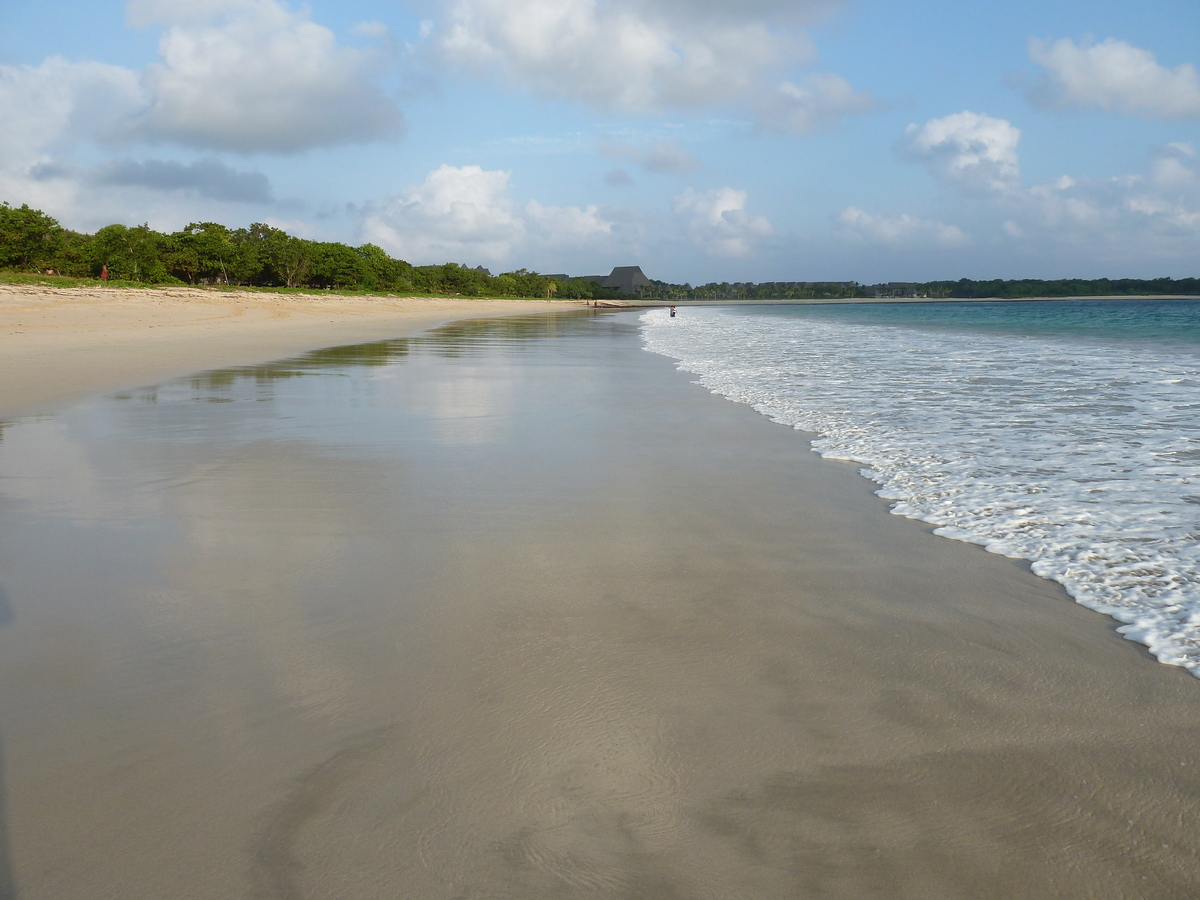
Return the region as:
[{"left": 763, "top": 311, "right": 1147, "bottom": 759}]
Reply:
[{"left": 641, "top": 298, "right": 1200, "bottom": 676}]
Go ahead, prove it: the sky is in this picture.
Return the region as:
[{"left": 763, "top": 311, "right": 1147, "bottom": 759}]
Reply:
[{"left": 2, "top": 0, "right": 1198, "bottom": 284}]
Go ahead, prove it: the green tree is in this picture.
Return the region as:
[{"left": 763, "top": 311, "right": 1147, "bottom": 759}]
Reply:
[
  {"left": 91, "top": 223, "right": 170, "bottom": 282},
  {"left": 55, "top": 230, "right": 94, "bottom": 277},
  {"left": 355, "top": 243, "right": 414, "bottom": 292},
  {"left": 182, "top": 222, "right": 237, "bottom": 284},
  {"left": 309, "top": 242, "right": 365, "bottom": 289},
  {"left": 161, "top": 231, "right": 201, "bottom": 283},
  {"left": 272, "top": 234, "right": 316, "bottom": 288},
  {"left": 0, "top": 202, "right": 64, "bottom": 271},
  {"left": 231, "top": 223, "right": 314, "bottom": 286}
]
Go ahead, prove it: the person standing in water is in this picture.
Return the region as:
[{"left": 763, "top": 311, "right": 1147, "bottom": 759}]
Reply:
[{"left": 669, "top": 306, "right": 676, "bottom": 318}]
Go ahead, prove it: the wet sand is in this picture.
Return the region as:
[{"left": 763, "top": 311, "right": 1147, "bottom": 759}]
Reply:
[
  {"left": 0, "top": 283, "right": 578, "bottom": 418},
  {"left": 0, "top": 311, "right": 1198, "bottom": 899}
]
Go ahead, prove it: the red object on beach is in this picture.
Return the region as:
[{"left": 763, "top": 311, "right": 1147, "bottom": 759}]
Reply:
[{"left": 100, "top": 264, "right": 108, "bottom": 281}]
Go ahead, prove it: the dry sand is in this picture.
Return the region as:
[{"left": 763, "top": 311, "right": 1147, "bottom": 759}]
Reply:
[{"left": 0, "top": 283, "right": 580, "bottom": 418}]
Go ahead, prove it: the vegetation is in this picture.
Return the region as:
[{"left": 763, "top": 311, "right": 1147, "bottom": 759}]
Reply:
[
  {"left": 643, "top": 281, "right": 866, "bottom": 301},
  {"left": 3, "top": 201, "right": 1197, "bottom": 301},
  {"left": 640, "top": 277, "right": 1200, "bottom": 301},
  {"left": 907, "top": 277, "right": 1200, "bottom": 299},
  {"left": 0, "top": 202, "right": 623, "bottom": 299}
]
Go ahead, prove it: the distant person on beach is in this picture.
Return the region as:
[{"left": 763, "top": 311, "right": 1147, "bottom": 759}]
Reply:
[
  {"left": 669, "top": 306, "right": 676, "bottom": 317},
  {"left": 100, "top": 265, "right": 108, "bottom": 281}
]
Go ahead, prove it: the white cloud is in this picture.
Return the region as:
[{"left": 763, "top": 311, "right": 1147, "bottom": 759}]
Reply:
[
  {"left": 0, "top": 57, "right": 145, "bottom": 218},
  {"left": 361, "top": 164, "right": 640, "bottom": 266},
  {"left": 888, "top": 108, "right": 1200, "bottom": 266},
  {"left": 896, "top": 111, "right": 1021, "bottom": 194},
  {"left": 836, "top": 207, "right": 969, "bottom": 247},
  {"left": 672, "top": 186, "right": 773, "bottom": 256},
  {"left": 126, "top": 0, "right": 402, "bottom": 153},
  {"left": 1027, "top": 37, "right": 1200, "bottom": 118},
  {"left": 896, "top": 128, "right": 1200, "bottom": 264},
  {"left": 0, "top": 0, "right": 403, "bottom": 230},
  {"left": 756, "top": 73, "right": 880, "bottom": 135},
  {"left": 525, "top": 200, "right": 613, "bottom": 243},
  {"left": 361, "top": 165, "right": 525, "bottom": 263},
  {"left": 430, "top": 0, "right": 829, "bottom": 112},
  {"left": 598, "top": 138, "right": 701, "bottom": 174},
  {"left": 0, "top": 58, "right": 143, "bottom": 171},
  {"left": 998, "top": 144, "right": 1200, "bottom": 239}
]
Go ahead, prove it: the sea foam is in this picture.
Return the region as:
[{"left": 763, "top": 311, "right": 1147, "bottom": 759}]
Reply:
[{"left": 641, "top": 305, "right": 1200, "bottom": 675}]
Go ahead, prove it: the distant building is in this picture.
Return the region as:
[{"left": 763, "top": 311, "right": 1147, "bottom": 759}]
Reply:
[
  {"left": 554, "top": 266, "right": 652, "bottom": 297},
  {"left": 474, "top": 266, "right": 492, "bottom": 277},
  {"left": 602, "top": 266, "right": 651, "bottom": 295},
  {"left": 543, "top": 274, "right": 570, "bottom": 283}
]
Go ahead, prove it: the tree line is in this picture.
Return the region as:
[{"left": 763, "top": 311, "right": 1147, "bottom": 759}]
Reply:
[
  {"left": 5, "top": 201, "right": 1196, "bottom": 301},
  {"left": 910, "top": 278, "right": 1200, "bottom": 299},
  {"left": 0, "top": 202, "right": 621, "bottom": 299},
  {"left": 643, "top": 278, "right": 1200, "bottom": 301},
  {"left": 641, "top": 280, "right": 868, "bottom": 300}
]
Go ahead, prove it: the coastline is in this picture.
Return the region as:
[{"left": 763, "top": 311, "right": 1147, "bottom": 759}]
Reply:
[
  {"left": 0, "top": 307, "right": 1198, "bottom": 897},
  {"left": 575, "top": 295, "right": 1200, "bottom": 313},
  {"left": 0, "top": 283, "right": 583, "bottom": 418}
]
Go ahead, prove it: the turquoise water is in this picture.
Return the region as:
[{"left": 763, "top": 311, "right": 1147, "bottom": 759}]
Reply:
[
  {"left": 733, "top": 297, "right": 1200, "bottom": 347},
  {"left": 643, "top": 298, "right": 1200, "bottom": 675}
]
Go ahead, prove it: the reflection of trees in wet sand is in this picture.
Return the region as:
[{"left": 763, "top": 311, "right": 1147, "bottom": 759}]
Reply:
[
  {"left": 0, "top": 584, "right": 15, "bottom": 900},
  {"left": 185, "top": 310, "right": 609, "bottom": 395}
]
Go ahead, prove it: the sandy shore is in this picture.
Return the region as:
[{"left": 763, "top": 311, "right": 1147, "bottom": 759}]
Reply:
[
  {"left": 0, "top": 308, "right": 1198, "bottom": 898},
  {"left": 0, "top": 283, "right": 580, "bottom": 418}
]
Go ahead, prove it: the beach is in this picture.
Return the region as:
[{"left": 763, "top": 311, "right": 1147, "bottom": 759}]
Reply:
[
  {"left": 0, "top": 295, "right": 1198, "bottom": 899},
  {"left": 0, "top": 283, "right": 580, "bottom": 419}
]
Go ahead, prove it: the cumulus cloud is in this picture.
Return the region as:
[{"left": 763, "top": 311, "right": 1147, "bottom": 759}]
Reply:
[
  {"left": 125, "top": 0, "right": 402, "bottom": 153},
  {"left": 0, "top": 58, "right": 143, "bottom": 170},
  {"left": 883, "top": 107, "right": 1200, "bottom": 268},
  {"left": 756, "top": 73, "right": 880, "bottom": 135},
  {"left": 359, "top": 163, "right": 644, "bottom": 266},
  {"left": 672, "top": 186, "right": 773, "bottom": 256},
  {"left": 525, "top": 200, "right": 614, "bottom": 244},
  {"left": 0, "top": 57, "right": 145, "bottom": 216},
  {"left": 1059, "top": 143, "right": 1200, "bottom": 232},
  {"left": 2, "top": 1, "right": 405, "bottom": 162},
  {"left": 891, "top": 112, "right": 1200, "bottom": 264},
  {"left": 598, "top": 138, "right": 701, "bottom": 174},
  {"left": 361, "top": 165, "right": 525, "bottom": 263},
  {"left": 896, "top": 111, "right": 1021, "bottom": 194},
  {"left": 836, "top": 207, "right": 969, "bottom": 247},
  {"left": 1027, "top": 37, "right": 1200, "bottom": 118},
  {"left": 91, "top": 157, "right": 273, "bottom": 203},
  {"left": 430, "top": 0, "right": 831, "bottom": 112}
]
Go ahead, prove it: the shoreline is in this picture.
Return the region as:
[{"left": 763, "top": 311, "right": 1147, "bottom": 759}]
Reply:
[
  {"left": 0, "top": 283, "right": 584, "bottom": 418},
  {"left": 657, "top": 294, "right": 1200, "bottom": 306},
  {"left": 0, "top": 309, "right": 1198, "bottom": 896}
]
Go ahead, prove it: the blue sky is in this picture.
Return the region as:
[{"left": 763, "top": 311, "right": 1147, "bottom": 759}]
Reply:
[{"left": 2, "top": 0, "right": 1198, "bottom": 284}]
